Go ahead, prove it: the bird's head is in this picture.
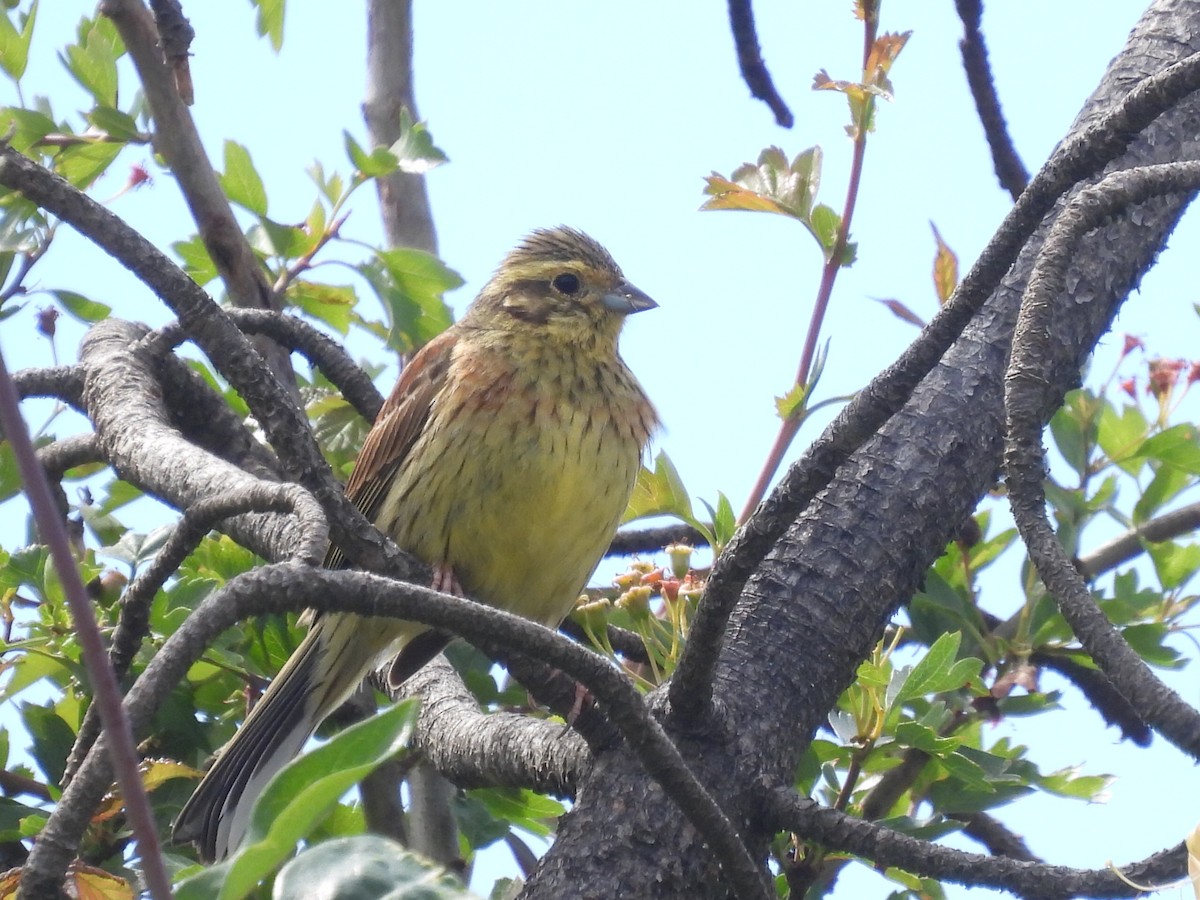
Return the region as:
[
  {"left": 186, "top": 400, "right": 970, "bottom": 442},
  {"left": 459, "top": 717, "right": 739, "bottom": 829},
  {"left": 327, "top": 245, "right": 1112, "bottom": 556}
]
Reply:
[{"left": 466, "top": 226, "right": 656, "bottom": 349}]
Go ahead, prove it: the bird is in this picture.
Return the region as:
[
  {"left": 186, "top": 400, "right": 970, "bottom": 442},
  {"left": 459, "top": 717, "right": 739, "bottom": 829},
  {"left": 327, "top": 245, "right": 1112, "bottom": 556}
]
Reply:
[{"left": 172, "top": 226, "right": 659, "bottom": 862}]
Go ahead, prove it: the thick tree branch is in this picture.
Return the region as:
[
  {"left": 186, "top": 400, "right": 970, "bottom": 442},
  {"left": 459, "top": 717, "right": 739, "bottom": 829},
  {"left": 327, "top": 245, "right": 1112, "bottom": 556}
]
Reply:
[
  {"left": 1005, "top": 161, "right": 1200, "bottom": 759},
  {"left": 670, "top": 46, "right": 1200, "bottom": 725},
  {"left": 100, "top": 0, "right": 299, "bottom": 398},
  {"left": 26, "top": 565, "right": 767, "bottom": 900},
  {"left": 0, "top": 145, "right": 423, "bottom": 584}
]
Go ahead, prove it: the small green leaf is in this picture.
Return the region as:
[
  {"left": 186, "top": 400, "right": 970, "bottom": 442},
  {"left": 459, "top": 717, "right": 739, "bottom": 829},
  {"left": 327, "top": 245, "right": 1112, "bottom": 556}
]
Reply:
[
  {"left": 389, "top": 108, "right": 449, "bottom": 174},
  {"left": 893, "top": 632, "right": 983, "bottom": 703},
  {"left": 774, "top": 382, "right": 808, "bottom": 421},
  {"left": 173, "top": 235, "right": 219, "bottom": 286},
  {"left": 251, "top": 0, "right": 285, "bottom": 51},
  {"left": 54, "top": 141, "right": 122, "bottom": 189},
  {"left": 51, "top": 290, "right": 110, "bottom": 323},
  {"left": 219, "top": 141, "right": 268, "bottom": 216},
  {"left": 0, "top": 107, "right": 56, "bottom": 153},
  {"left": 344, "top": 130, "right": 399, "bottom": 179},
  {"left": 623, "top": 450, "right": 693, "bottom": 525},
  {"left": 248, "top": 217, "right": 307, "bottom": 259},
  {"left": 1096, "top": 402, "right": 1148, "bottom": 474},
  {"left": 287, "top": 281, "right": 355, "bottom": 335},
  {"left": 701, "top": 146, "right": 822, "bottom": 220},
  {"left": 86, "top": 105, "right": 140, "bottom": 141},
  {"left": 698, "top": 492, "right": 737, "bottom": 550},
  {"left": 1136, "top": 424, "right": 1200, "bottom": 473},
  {"left": 471, "top": 786, "right": 564, "bottom": 839},
  {"left": 59, "top": 16, "right": 123, "bottom": 108},
  {"left": 0, "top": 0, "right": 38, "bottom": 81},
  {"left": 357, "top": 248, "right": 460, "bottom": 353}
]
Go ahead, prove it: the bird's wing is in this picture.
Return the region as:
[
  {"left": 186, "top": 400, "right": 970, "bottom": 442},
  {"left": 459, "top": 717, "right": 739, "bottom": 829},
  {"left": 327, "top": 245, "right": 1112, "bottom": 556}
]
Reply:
[{"left": 324, "top": 328, "right": 457, "bottom": 570}]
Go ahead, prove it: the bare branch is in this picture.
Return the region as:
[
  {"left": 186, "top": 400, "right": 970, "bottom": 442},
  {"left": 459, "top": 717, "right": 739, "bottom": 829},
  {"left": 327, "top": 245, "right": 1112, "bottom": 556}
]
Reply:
[
  {"left": 726, "top": 0, "right": 793, "bottom": 127},
  {"left": 764, "top": 790, "right": 1182, "bottom": 898},
  {"left": 1078, "top": 500, "right": 1200, "bottom": 579},
  {"left": 955, "top": 0, "right": 1029, "bottom": 199},
  {"left": 1005, "top": 161, "right": 1200, "bottom": 759}
]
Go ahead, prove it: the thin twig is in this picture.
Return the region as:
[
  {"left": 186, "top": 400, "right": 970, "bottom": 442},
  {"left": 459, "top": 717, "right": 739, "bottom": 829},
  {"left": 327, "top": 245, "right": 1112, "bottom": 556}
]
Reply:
[{"left": 0, "top": 346, "right": 173, "bottom": 900}]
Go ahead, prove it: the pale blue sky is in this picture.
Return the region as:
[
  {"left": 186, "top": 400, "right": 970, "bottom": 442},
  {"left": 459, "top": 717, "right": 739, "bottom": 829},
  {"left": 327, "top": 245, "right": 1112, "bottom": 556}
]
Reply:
[{"left": 3, "top": 2, "right": 1197, "bottom": 897}]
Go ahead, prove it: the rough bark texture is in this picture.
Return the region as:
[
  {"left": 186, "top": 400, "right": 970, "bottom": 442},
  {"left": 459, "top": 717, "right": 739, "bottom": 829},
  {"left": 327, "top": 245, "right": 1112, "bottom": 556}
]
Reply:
[{"left": 521, "top": 2, "right": 1200, "bottom": 896}]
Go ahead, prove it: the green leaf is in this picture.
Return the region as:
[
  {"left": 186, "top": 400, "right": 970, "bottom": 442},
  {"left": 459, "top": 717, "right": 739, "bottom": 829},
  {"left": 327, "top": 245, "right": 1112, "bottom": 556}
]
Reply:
[
  {"left": 249, "top": 217, "right": 308, "bottom": 259},
  {"left": 251, "top": 0, "right": 285, "bottom": 51},
  {"left": 389, "top": 108, "right": 449, "bottom": 174},
  {"left": 1145, "top": 540, "right": 1200, "bottom": 593},
  {"left": 893, "top": 632, "right": 983, "bottom": 704},
  {"left": 623, "top": 450, "right": 693, "bottom": 525},
  {"left": 55, "top": 141, "right": 122, "bottom": 189},
  {"left": 0, "top": 106, "right": 56, "bottom": 153},
  {"left": 59, "top": 16, "right": 123, "bottom": 108},
  {"left": 272, "top": 835, "right": 474, "bottom": 899},
  {"left": 1096, "top": 402, "right": 1148, "bottom": 475},
  {"left": 0, "top": 438, "right": 19, "bottom": 502},
  {"left": 357, "top": 248, "right": 459, "bottom": 353},
  {"left": 175, "top": 699, "right": 419, "bottom": 900},
  {"left": 701, "top": 146, "right": 821, "bottom": 220},
  {"left": 1036, "top": 766, "right": 1112, "bottom": 801},
  {"left": 470, "top": 786, "right": 564, "bottom": 839},
  {"left": 1136, "top": 424, "right": 1200, "bottom": 473},
  {"left": 220, "top": 141, "right": 268, "bottom": 216},
  {"left": 1133, "top": 463, "right": 1190, "bottom": 524},
  {"left": 344, "top": 130, "right": 399, "bottom": 179},
  {"left": 698, "top": 492, "right": 737, "bottom": 550},
  {"left": 893, "top": 721, "right": 959, "bottom": 755},
  {"left": 51, "top": 290, "right": 110, "bottom": 323},
  {"left": 173, "top": 235, "right": 219, "bottom": 286},
  {"left": 0, "top": 0, "right": 37, "bottom": 81},
  {"left": 86, "top": 105, "right": 140, "bottom": 141},
  {"left": 288, "top": 281, "right": 355, "bottom": 335}
]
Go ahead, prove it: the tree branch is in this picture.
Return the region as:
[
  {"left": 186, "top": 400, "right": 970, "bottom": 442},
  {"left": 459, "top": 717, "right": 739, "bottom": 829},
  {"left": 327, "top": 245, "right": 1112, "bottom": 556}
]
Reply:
[
  {"left": 764, "top": 790, "right": 1182, "bottom": 898},
  {"left": 726, "top": 0, "right": 793, "bottom": 127},
  {"left": 28, "top": 565, "right": 768, "bottom": 900},
  {"left": 670, "top": 47, "right": 1200, "bottom": 725},
  {"left": 100, "top": 0, "right": 298, "bottom": 398},
  {"left": 1005, "top": 160, "right": 1200, "bottom": 760},
  {"left": 955, "top": 0, "right": 1029, "bottom": 199}
]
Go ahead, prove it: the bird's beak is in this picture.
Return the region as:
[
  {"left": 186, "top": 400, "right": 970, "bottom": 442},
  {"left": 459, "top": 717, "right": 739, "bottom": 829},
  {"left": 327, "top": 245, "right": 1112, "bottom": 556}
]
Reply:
[{"left": 602, "top": 280, "right": 657, "bottom": 315}]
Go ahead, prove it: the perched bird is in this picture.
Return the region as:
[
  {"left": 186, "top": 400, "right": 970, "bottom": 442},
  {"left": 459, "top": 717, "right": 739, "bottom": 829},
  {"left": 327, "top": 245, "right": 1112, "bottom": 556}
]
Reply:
[{"left": 173, "top": 226, "right": 658, "bottom": 862}]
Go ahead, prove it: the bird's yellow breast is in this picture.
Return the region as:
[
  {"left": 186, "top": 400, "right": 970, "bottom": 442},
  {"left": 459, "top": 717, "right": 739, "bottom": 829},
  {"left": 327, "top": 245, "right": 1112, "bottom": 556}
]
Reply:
[{"left": 374, "top": 339, "right": 652, "bottom": 627}]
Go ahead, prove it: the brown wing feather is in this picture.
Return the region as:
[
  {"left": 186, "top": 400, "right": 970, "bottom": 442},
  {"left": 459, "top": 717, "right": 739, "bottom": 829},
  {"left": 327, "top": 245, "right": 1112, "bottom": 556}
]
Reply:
[{"left": 324, "top": 329, "right": 457, "bottom": 570}]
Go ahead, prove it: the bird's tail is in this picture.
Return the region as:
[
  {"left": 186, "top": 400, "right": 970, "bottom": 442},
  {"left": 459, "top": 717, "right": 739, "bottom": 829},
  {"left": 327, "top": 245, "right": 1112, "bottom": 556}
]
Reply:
[{"left": 172, "top": 614, "right": 408, "bottom": 862}]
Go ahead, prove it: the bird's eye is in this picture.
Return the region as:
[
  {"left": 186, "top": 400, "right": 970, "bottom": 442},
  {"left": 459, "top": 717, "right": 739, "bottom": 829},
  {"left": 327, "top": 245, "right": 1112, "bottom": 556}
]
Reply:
[{"left": 552, "top": 272, "right": 581, "bottom": 295}]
